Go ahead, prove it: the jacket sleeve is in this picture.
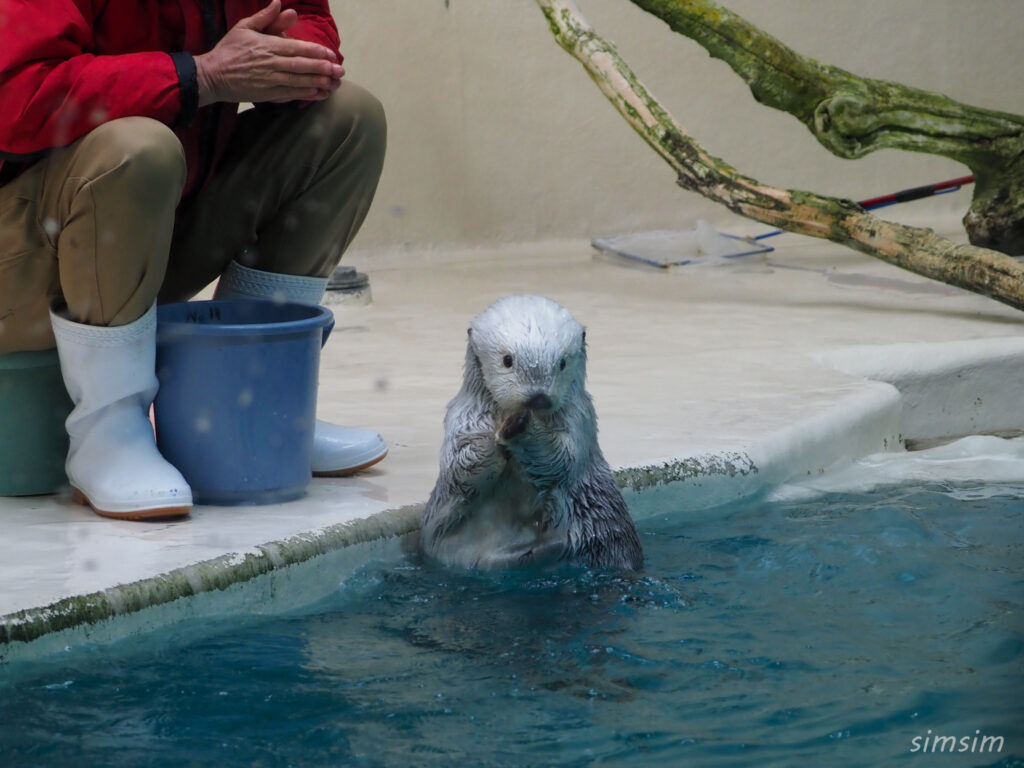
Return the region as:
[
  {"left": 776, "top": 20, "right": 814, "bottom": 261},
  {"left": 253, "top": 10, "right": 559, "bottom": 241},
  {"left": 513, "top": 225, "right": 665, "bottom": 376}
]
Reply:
[
  {"left": 0, "top": 0, "right": 195, "bottom": 159},
  {"left": 280, "top": 0, "right": 343, "bottom": 64}
]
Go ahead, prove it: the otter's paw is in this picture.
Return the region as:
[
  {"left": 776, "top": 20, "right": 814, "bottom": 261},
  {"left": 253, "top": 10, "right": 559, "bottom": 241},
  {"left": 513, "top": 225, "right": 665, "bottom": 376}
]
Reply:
[{"left": 497, "top": 408, "right": 531, "bottom": 443}]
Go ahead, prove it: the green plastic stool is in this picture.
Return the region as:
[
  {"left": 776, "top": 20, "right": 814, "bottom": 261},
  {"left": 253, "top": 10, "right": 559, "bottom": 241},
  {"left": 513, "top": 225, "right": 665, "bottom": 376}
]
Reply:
[{"left": 0, "top": 349, "right": 73, "bottom": 496}]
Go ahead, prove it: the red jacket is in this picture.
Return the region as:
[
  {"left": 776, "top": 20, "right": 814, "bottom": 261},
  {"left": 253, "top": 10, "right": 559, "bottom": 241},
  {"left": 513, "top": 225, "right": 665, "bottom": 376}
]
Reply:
[{"left": 0, "top": 0, "right": 341, "bottom": 196}]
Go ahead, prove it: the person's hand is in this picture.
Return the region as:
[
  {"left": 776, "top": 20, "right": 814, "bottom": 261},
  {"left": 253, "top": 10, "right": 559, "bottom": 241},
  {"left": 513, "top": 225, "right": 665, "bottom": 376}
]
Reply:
[
  {"left": 258, "top": 2, "right": 344, "bottom": 100},
  {"left": 194, "top": 0, "right": 344, "bottom": 106}
]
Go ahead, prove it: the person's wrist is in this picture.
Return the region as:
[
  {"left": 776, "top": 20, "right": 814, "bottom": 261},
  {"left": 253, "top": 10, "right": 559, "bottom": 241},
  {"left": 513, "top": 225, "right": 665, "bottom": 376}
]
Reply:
[{"left": 194, "top": 53, "right": 217, "bottom": 107}]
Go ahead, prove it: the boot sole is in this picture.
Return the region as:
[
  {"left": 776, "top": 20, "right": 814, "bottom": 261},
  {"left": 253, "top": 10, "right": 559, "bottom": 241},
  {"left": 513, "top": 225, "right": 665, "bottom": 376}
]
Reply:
[
  {"left": 71, "top": 487, "right": 192, "bottom": 521},
  {"left": 312, "top": 449, "right": 388, "bottom": 478}
]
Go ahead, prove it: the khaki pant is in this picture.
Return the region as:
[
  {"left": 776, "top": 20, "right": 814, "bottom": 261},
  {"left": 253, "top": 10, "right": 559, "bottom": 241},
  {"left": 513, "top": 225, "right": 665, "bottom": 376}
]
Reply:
[{"left": 0, "top": 82, "right": 386, "bottom": 354}]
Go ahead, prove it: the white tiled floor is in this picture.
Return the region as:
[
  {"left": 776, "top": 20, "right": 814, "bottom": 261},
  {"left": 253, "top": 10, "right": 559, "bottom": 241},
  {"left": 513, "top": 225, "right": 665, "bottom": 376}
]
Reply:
[{"left": 2, "top": 231, "right": 1022, "bottom": 618}]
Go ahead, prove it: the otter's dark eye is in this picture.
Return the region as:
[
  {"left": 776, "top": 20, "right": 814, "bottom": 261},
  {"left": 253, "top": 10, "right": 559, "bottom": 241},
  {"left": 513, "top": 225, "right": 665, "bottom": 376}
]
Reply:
[
  {"left": 502, "top": 354, "right": 514, "bottom": 368},
  {"left": 559, "top": 358, "right": 566, "bottom": 371}
]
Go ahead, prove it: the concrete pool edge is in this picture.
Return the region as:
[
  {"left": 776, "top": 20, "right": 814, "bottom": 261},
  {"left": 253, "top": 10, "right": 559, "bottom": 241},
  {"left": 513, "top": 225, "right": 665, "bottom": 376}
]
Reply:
[
  {"left": 0, "top": 386, "right": 900, "bottom": 663},
  {"left": 0, "top": 505, "right": 420, "bottom": 662},
  {"left": 2, "top": 335, "right": 1022, "bottom": 663},
  {"left": 816, "top": 336, "right": 1024, "bottom": 446}
]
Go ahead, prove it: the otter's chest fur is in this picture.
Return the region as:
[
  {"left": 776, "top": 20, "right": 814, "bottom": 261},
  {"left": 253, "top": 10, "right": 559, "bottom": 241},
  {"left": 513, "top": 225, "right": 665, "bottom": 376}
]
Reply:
[{"left": 427, "top": 456, "right": 568, "bottom": 569}]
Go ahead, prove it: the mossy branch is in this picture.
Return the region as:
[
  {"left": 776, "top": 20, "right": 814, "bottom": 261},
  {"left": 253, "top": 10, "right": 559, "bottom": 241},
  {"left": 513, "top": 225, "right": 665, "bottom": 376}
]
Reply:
[
  {"left": 626, "top": 0, "right": 1024, "bottom": 254},
  {"left": 535, "top": 0, "right": 1024, "bottom": 312}
]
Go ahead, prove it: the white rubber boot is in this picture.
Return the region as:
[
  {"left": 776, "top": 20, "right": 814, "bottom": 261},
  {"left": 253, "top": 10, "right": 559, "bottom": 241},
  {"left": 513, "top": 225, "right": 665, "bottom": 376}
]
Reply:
[
  {"left": 214, "top": 261, "right": 388, "bottom": 476},
  {"left": 50, "top": 304, "right": 192, "bottom": 519}
]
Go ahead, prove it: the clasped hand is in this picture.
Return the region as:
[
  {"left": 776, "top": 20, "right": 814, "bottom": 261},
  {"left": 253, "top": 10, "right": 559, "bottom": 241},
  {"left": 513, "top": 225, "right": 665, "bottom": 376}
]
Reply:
[{"left": 195, "top": 0, "right": 344, "bottom": 106}]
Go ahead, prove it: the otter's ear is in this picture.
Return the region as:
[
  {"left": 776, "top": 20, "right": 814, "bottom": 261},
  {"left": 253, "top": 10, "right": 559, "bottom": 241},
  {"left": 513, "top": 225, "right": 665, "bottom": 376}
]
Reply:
[
  {"left": 582, "top": 330, "right": 587, "bottom": 344},
  {"left": 467, "top": 327, "right": 472, "bottom": 337}
]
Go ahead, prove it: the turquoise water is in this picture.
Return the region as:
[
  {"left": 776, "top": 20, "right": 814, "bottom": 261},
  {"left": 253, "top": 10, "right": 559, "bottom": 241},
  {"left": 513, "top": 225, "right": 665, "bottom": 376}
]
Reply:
[{"left": 1, "top": 483, "right": 1022, "bottom": 767}]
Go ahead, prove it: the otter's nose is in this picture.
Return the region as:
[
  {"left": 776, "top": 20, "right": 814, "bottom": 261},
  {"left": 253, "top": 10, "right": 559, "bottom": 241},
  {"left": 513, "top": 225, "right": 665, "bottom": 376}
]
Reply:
[{"left": 526, "top": 392, "right": 553, "bottom": 411}]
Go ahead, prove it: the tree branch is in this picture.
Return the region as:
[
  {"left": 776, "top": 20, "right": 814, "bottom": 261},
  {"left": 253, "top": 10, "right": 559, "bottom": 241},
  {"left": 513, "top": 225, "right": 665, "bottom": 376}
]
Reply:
[
  {"left": 535, "top": 0, "right": 1024, "bottom": 311},
  {"left": 626, "top": 0, "right": 1024, "bottom": 254}
]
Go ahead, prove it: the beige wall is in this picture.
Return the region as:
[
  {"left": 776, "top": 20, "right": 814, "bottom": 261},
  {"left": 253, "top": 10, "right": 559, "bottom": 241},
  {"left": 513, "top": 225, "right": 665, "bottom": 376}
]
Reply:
[{"left": 331, "top": 0, "right": 1024, "bottom": 254}]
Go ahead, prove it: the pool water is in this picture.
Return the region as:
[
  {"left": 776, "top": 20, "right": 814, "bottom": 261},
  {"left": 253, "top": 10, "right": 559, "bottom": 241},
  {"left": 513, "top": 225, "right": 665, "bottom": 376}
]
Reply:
[{"left": 1, "top": 483, "right": 1022, "bottom": 767}]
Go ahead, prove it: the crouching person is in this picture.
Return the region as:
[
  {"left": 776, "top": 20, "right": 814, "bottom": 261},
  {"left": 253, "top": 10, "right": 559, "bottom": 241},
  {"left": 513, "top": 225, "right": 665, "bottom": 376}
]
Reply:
[{"left": 0, "top": 0, "right": 387, "bottom": 518}]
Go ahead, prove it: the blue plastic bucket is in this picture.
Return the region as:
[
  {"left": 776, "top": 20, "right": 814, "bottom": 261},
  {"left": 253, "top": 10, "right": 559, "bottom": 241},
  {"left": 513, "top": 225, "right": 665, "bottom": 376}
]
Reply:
[
  {"left": 0, "top": 349, "right": 72, "bottom": 496},
  {"left": 154, "top": 300, "right": 333, "bottom": 505}
]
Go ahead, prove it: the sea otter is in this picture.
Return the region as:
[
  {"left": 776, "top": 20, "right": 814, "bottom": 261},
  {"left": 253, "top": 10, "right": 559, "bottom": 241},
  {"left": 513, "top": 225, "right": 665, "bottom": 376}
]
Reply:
[{"left": 420, "top": 295, "right": 643, "bottom": 571}]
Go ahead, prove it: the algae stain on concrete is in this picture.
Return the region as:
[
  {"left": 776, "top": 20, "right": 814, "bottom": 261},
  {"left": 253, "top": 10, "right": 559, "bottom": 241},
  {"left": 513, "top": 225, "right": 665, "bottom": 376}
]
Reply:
[{"left": 615, "top": 451, "right": 757, "bottom": 493}]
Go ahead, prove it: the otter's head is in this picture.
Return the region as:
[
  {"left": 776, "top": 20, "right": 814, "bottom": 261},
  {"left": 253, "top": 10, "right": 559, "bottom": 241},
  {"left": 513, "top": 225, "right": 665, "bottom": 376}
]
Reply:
[{"left": 467, "top": 295, "right": 587, "bottom": 413}]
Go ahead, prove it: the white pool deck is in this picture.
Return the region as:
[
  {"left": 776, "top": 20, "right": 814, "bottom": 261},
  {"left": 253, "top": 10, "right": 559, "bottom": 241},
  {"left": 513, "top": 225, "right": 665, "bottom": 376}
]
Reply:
[{"left": 3, "top": 226, "right": 1024, "bottom": 658}]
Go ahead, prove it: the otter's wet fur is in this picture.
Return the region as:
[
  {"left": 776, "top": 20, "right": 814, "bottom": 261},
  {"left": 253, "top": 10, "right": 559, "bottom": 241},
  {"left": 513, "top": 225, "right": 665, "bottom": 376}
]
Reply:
[{"left": 421, "top": 295, "right": 643, "bottom": 571}]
